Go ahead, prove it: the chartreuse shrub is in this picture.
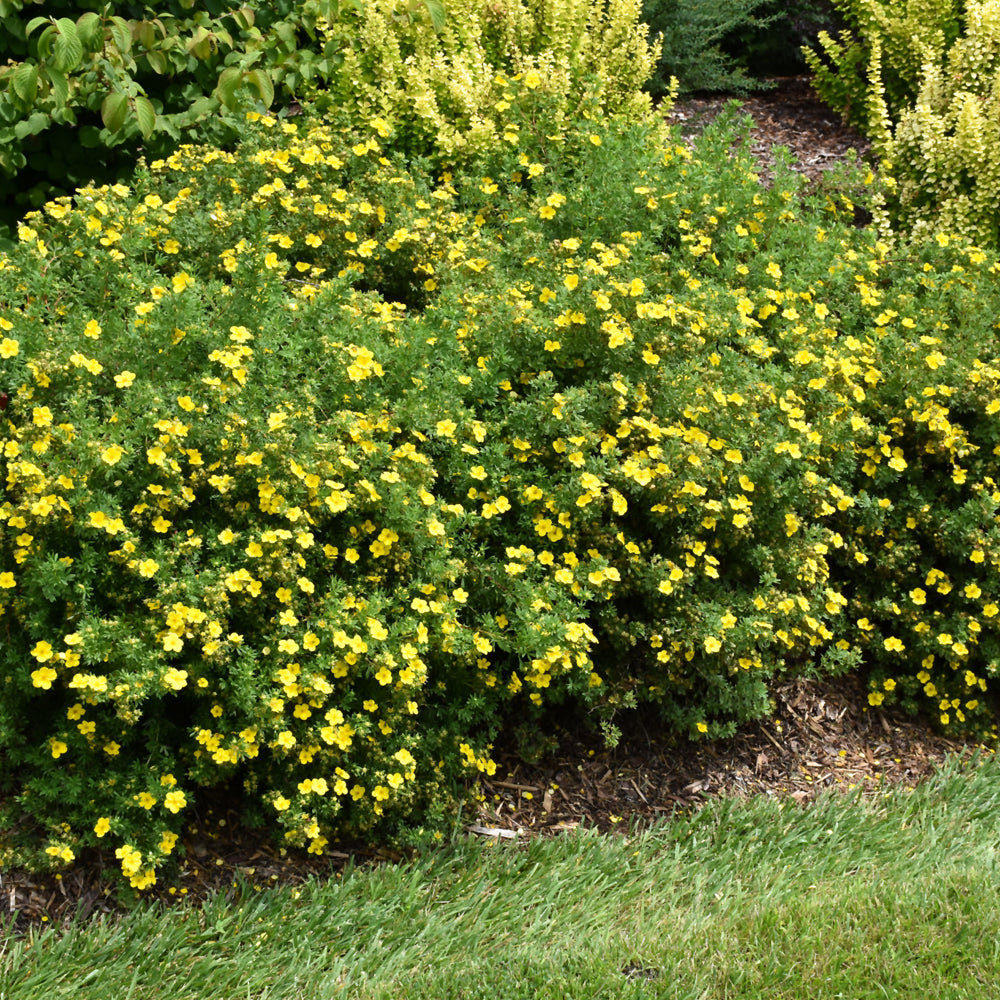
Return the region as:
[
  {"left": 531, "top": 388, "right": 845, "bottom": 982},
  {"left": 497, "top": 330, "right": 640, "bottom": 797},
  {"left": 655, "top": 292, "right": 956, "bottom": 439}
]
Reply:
[
  {"left": 307, "top": 0, "right": 659, "bottom": 161},
  {"left": 0, "top": 0, "right": 659, "bottom": 227},
  {"left": 2, "top": 96, "right": 1000, "bottom": 888},
  {"left": 804, "top": 0, "right": 1000, "bottom": 247}
]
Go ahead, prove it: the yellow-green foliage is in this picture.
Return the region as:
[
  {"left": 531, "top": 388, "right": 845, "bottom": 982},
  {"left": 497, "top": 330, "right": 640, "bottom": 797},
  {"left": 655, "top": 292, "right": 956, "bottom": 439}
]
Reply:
[
  {"left": 887, "top": 1, "right": 1000, "bottom": 245},
  {"left": 312, "top": 0, "right": 659, "bottom": 158},
  {"left": 806, "top": 0, "right": 1000, "bottom": 246},
  {"left": 805, "top": 0, "right": 966, "bottom": 128}
]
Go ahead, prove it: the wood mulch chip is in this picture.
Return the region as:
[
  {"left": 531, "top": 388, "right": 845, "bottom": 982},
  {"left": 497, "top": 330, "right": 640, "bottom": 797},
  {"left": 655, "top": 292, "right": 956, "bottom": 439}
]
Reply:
[{"left": 0, "top": 78, "right": 981, "bottom": 940}]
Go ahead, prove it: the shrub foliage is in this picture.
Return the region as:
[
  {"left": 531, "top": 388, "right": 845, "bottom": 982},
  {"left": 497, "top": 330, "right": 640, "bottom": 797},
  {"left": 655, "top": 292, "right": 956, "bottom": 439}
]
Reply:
[
  {"left": 804, "top": 0, "right": 1000, "bottom": 247},
  {"left": 3, "top": 88, "right": 1000, "bottom": 886}
]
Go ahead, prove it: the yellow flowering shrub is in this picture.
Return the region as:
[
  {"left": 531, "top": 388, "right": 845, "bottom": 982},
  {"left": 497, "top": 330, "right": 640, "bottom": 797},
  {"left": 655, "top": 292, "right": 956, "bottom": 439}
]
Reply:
[{"left": 2, "top": 99, "right": 1000, "bottom": 886}]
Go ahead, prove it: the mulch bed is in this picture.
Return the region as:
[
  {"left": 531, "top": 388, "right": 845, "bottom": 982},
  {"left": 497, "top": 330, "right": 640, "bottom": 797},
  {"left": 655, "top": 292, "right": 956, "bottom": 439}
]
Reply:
[
  {"left": 663, "top": 75, "right": 873, "bottom": 186},
  {"left": 1, "top": 78, "right": 982, "bottom": 940}
]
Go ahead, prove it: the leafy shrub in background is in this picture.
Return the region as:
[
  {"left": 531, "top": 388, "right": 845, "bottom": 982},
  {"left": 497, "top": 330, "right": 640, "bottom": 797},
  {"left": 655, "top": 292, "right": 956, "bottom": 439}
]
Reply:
[
  {"left": 641, "top": 0, "right": 779, "bottom": 96},
  {"left": 804, "top": 0, "right": 1000, "bottom": 247},
  {"left": 0, "top": 0, "right": 658, "bottom": 230},
  {"left": 0, "top": 0, "right": 360, "bottom": 226},
  {"left": 721, "top": 0, "right": 846, "bottom": 79},
  {"left": 3, "top": 91, "right": 1000, "bottom": 888},
  {"left": 804, "top": 0, "right": 966, "bottom": 129}
]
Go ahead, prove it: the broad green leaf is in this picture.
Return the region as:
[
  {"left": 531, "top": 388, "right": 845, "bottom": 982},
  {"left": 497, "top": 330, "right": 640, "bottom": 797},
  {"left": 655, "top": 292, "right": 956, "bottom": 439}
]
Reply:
[
  {"left": 50, "top": 105, "right": 76, "bottom": 125},
  {"left": 187, "top": 95, "right": 217, "bottom": 119},
  {"left": 233, "top": 6, "right": 255, "bottom": 30},
  {"left": 0, "top": 0, "right": 29, "bottom": 18},
  {"left": 25, "top": 16, "right": 49, "bottom": 39},
  {"left": 134, "top": 94, "right": 156, "bottom": 139},
  {"left": 100, "top": 90, "right": 128, "bottom": 133},
  {"left": 423, "top": 0, "right": 446, "bottom": 32},
  {"left": 136, "top": 21, "right": 157, "bottom": 50},
  {"left": 45, "top": 68, "right": 69, "bottom": 107},
  {"left": 51, "top": 18, "right": 84, "bottom": 72},
  {"left": 187, "top": 26, "right": 214, "bottom": 60},
  {"left": 76, "top": 12, "right": 103, "bottom": 51},
  {"left": 247, "top": 68, "right": 274, "bottom": 108},
  {"left": 11, "top": 62, "right": 37, "bottom": 105},
  {"left": 109, "top": 17, "right": 132, "bottom": 58},
  {"left": 145, "top": 50, "right": 168, "bottom": 75},
  {"left": 214, "top": 65, "right": 242, "bottom": 109},
  {"left": 13, "top": 110, "right": 48, "bottom": 140}
]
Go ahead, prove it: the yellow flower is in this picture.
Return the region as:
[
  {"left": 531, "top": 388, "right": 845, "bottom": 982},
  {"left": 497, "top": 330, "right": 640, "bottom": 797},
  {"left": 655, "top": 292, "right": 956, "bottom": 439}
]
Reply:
[
  {"left": 32, "top": 666, "right": 58, "bottom": 689},
  {"left": 523, "top": 69, "right": 542, "bottom": 89},
  {"left": 164, "top": 790, "right": 186, "bottom": 813},
  {"left": 94, "top": 817, "right": 111, "bottom": 837},
  {"left": 31, "top": 640, "right": 54, "bottom": 662},
  {"left": 163, "top": 667, "right": 188, "bottom": 690},
  {"left": 162, "top": 633, "right": 183, "bottom": 653}
]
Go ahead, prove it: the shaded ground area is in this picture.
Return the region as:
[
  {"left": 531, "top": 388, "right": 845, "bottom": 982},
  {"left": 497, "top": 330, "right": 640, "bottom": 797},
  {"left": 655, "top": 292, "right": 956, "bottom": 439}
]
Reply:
[
  {"left": 474, "top": 673, "right": 981, "bottom": 839},
  {"left": 2, "top": 79, "right": 979, "bottom": 938}
]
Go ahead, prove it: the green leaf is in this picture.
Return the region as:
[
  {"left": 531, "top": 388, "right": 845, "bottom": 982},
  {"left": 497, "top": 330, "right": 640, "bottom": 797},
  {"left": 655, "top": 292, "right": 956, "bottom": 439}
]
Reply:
[
  {"left": 145, "top": 50, "right": 168, "bottom": 75},
  {"left": 136, "top": 20, "right": 157, "bottom": 50},
  {"left": 187, "top": 26, "right": 214, "bottom": 60},
  {"left": 76, "top": 11, "right": 103, "bottom": 51},
  {"left": 13, "top": 110, "right": 48, "bottom": 140},
  {"left": 11, "top": 62, "right": 37, "bottom": 105},
  {"left": 247, "top": 68, "right": 274, "bottom": 108},
  {"left": 423, "top": 0, "right": 446, "bottom": 33},
  {"left": 214, "top": 65, "right": 242, "bottom": 110},
  {"left": 24, "top": 16, "right": 49, "bottom": 40},
  {"left": 45, "top": 68, "right": 69, "bottom": 107},
  {"left": 233, "top": 6, "right": 255, "bottom": 30},
  {"left": 0, "top": 0, "right": 28, "bottom": 18},
  {"left": 134, "top": 94, "right": 156, "bottom": 139},
  {"left": 51, "top": 18, "right": 83, "bottom": 72},
  {"left": 109, "top": 17, "right": 132, "bottom": 59},
  {"left": 187, "top": 95, "right": 217, "bottom": 119},
  {"left": 100, "top": 91, "right": 128, "bottom": 133}
]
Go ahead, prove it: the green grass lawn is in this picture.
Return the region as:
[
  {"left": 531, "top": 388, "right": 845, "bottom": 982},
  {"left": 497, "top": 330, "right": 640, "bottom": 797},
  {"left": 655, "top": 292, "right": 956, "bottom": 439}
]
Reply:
[{"left": 3, "top": 754, "right": 998, "bottom": 1000}]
